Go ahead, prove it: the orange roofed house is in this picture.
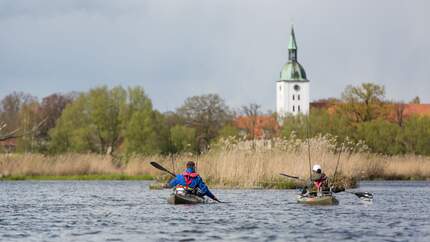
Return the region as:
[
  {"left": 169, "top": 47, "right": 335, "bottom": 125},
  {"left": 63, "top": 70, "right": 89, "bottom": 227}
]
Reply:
[
  {"left": 400, "top": 104, "right": 430, "bottom": 117},
  {"left": 234, "top": 115, "right": 280, "bottom": 139},
  {"left": 310, "top": 101, "right": 430, "bottom": 123}
]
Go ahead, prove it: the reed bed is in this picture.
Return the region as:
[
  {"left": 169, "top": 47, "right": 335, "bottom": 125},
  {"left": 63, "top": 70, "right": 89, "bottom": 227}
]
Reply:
[{"left": 1, "top": 135, "right": 429, "bottom": 187}]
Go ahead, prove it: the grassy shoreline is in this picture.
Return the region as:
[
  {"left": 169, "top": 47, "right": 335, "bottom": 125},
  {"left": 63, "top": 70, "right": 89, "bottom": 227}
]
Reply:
[
  {"left": 0, "top": 174, "right": 153, "bottom": 181},
  {"left": 2, "top": 174, "right": 427, "bottom": 183},
  {"left": 1, "top": 137, "right": 430, "bottom": 187}
]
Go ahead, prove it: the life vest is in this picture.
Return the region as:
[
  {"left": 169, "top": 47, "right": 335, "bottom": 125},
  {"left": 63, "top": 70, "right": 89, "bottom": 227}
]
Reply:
[
  {"left": 314, "top": 181, "right": 323, "bottom": 190},
  {"left": 313, "top": 175, "right": 327, "bottom": 191},
  {"left": 175, "top": 171, "right": 199, "bottom": 192},
  {"left": 182, "top": 171, "right": 199, "bottom": 188}
]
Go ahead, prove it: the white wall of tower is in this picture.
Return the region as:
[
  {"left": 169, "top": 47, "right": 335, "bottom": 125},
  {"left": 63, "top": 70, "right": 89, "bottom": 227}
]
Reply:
[{"left": 276, "top": 81, "right": 309, "bottom": 117}]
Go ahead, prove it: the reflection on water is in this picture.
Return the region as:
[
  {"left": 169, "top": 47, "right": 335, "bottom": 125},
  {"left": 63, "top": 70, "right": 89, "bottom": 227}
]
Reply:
[{"left": 1, "top": 181, "right": 429, "bottom": 241}]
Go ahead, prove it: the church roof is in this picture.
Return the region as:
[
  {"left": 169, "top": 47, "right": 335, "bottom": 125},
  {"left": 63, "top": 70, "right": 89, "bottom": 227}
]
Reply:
[{"left": 280, "top": 61, "right": 307, "bottom": 81}]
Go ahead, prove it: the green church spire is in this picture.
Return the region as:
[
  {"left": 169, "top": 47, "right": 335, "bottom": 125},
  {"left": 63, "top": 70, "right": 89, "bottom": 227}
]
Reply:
[
  {"left": 288, "top": 26, "right": 297, "bottom": 50},
  {"left": 288, "top": 26, "right": 297, "bottom": 61},
  {"left": 280, "top": 25, "right": 307, "bottom": 81}
]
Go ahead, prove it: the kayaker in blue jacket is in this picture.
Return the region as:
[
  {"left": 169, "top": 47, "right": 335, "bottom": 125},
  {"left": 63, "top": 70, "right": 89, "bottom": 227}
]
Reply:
[{"left": 167, "top": 161, "right": 219, "bottom": 202}]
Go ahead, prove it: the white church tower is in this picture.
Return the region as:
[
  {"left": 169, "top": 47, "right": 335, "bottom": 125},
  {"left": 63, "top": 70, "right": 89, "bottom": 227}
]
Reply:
[{"left": 276, "top": 26, "right": 310, "bottom": 118}]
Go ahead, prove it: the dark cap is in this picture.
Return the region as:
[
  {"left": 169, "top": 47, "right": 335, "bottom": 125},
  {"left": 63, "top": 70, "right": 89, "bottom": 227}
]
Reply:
[{"left": 186, "top": 161, "right": 196, "bottom": 169}]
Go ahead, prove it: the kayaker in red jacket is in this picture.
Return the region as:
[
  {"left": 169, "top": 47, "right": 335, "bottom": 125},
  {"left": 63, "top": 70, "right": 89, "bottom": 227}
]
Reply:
[{"left": 301, "top": 164, "right": 330, "bottom": 195}]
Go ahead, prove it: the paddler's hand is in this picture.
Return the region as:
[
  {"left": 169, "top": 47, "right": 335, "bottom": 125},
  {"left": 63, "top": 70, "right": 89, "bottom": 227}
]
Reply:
[{"left": 162, "top": 183, "right": 171, "bottom": 189}]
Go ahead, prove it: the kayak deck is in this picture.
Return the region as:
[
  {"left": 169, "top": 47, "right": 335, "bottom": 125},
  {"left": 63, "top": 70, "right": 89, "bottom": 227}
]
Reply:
[
  {"left": 297, "top": 194, "right": 339, "bottom": 205},
  {"left": 167, "top": 193, "right": 206, "bottom": 205}
]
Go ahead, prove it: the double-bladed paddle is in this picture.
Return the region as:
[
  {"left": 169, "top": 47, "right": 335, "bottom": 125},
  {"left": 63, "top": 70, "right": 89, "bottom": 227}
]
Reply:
[
  {"left": 150, "top": 161, "right": 176, "bottom": 177},
  {"left": 279, "top": 173, "right": 301, "bottom": 180},
  {"left": 279, "top": 172, "right": 373, "bottom": 200},
  {"left": 150, "top": 161, "right": 224, "bottom": 203}
]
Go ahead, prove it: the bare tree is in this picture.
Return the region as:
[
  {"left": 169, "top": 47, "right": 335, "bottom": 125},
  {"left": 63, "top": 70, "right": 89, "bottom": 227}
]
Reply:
[
  {"left": 394, "top": 102, "right": 406, "bottom": 127},
  {"left": 0, "top": 92, "right": 37, "bottom": 133},
  {"left": 241, "top": 103, "right": 261, "bottom": 141},
  {"left": 410, "top": 96, "right": 421, "bottom": 104},
  {"left": 177, "top": 94, "right": 232, "bottom": 152},
  {"left": 0, "top": 122, "right": 20, "bottom": 142},
  {"left": 38, "top": 93, "right": 74, "bottom": 140},
  {"left": 340, "top": 83, "right": 386, "bottom": 122},
  {"left": 0, "top": 118, "right": 47, "bottom": 142}
]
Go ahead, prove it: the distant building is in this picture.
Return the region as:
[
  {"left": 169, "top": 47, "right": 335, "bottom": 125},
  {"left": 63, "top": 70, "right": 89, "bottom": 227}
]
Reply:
[
  {"left": 400, "top": 104, "right": 430, "bottom": 117},
  {"left": 234, "top": 115, "right": 280, "bottom": 139},
  {"left": 276, "top": 26, "right": 310, "bottom": 118},
  {"left": 310, "top": 101, "right": 430, "bottom": 120}
]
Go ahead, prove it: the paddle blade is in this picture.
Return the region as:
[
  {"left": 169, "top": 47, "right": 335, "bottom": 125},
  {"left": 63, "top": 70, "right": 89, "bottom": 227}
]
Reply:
[
  {"left": 279, "top": 173, "right": 300, "bottom": 180},
  {"left": 150, "top": 161, "right": 176, "bottom": 177},
  {"left": 150, "top": 161, "right": 166, "bottom": 171},
  {"left": 354, "top": 192, "right": 373, "bottom": 201}
]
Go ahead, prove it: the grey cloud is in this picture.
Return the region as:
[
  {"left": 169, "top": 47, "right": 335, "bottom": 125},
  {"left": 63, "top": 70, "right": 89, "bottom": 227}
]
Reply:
[{"left": 0, "top": 0, "right": 429, "bottom": 112}]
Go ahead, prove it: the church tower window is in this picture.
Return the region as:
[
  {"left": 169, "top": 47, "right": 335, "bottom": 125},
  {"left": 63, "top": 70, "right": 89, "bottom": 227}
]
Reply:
[
  {"left": 298, "top": 94, "right": 300, "bottom": 100},
  {"left": 293, "top": 95, "right": 295, "bottom": 100},
  {"left": 293, "top": 105, "right": 295, "bottom": 112},
  {"left": 298, "top": 105, "right": 301, "bottom": 112}
]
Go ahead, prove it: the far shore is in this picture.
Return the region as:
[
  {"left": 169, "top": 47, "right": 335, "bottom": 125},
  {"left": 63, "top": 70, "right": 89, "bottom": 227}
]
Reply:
[
  {"left": 1, "top": 137, "right": 430, "bottom": 188},
  {"left": 1, "top": 174, "right": 428, "bottom": 190},
  {"left": 0, "top": 174, "right": 153, "bottom": 181}
]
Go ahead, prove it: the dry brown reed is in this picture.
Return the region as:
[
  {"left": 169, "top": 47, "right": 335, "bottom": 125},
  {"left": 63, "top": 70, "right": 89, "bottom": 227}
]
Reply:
[{"left": 1, "top": 135, "right": 429, "bottom": 187}]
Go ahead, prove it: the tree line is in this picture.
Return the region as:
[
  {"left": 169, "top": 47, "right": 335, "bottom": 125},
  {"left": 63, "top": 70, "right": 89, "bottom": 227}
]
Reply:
[
  {"left": 1, "top": 83, "right": 429, "bottom": 156},
  {"left": 0, "top": 86, "right": 238, "bottom": 155},
  {"left": 282, "top": 83, "right": 430, "bottom": 155}
]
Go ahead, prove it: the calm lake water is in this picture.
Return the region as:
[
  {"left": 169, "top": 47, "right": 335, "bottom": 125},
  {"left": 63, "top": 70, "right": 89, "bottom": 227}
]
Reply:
[{"left": 1, "top": 180, "right": 429, "bottom": 242}]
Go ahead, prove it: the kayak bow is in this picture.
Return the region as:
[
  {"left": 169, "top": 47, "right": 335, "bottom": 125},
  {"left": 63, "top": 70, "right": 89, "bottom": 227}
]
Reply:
[
  {"left": 297, "top": 194, "right": 339, "bottom": 205},
  {"left": 167, "top": 193, "right": 206, "bottom": 205}
]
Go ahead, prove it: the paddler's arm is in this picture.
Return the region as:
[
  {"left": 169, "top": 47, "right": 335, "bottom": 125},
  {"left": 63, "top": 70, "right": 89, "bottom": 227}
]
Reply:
[
  {"left": 165, "top": 175, "right": 180, "bottom": 188},
  {"left": 197, "top": 177, "right": 219, "bottom": 201}
]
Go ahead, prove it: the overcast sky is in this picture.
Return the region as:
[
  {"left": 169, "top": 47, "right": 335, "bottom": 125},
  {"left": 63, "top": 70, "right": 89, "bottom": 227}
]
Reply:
[{"left": 1, "top": 0, "right": 429, "bottom": 111}]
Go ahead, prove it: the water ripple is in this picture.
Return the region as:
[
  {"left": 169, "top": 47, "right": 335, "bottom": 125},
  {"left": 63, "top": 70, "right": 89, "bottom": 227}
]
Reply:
[{"left": 0, "top": 181, "right": 429, "bottom": 241}]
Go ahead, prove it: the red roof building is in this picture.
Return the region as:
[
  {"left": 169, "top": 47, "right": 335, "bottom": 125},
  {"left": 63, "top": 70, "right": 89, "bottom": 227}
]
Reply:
[{"left": 234, "top": 115, "right": 280, "bottom": 139}]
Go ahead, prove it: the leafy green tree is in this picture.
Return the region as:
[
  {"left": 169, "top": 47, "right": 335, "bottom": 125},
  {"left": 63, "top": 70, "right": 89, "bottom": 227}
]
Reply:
[
  {"left": 402, "top": 116, "right": 430, "bottom": 155},
  {"left": 281, "top": 109, "right": 353, "bottom": 142},
  {"left": 49, "top": 94, "right": 95, "bottom": 153},
  {"left": 356, "top": 119, "right": 404, "bottom": 154},
  {"left": 88, "top": 86, "right": 127, "bottom": 154},
  {"left": 122, "top": 87, "right": 168, "bottom": 155},
  {"left": 217, "top": 123, "right": 240, "bottom": 140},
  {"left": 124, "top": 109, "right": 160, "bottom": 155},
  {"left": 170, "top": 125, "right": 196, "bottom": 153},
  {"left": 50, "top": 86, "right": 160, "bottom": 155}
]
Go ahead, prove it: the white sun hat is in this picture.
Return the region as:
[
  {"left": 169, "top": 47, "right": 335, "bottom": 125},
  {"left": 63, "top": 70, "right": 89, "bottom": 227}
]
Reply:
[{"left": 312, "top": 164, "right": 322, "bottom": 172}]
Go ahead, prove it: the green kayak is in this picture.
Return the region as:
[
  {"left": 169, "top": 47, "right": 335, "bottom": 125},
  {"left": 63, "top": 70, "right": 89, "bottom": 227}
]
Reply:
[
  {"left": 297, "top": 194, "right": 339, "bottom": 205},
  {"left": 167, "top": 193, "right": 206, "bottom": 205}
]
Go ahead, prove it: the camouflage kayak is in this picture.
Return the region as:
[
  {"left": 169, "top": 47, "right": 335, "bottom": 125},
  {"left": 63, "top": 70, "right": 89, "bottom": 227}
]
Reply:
[
  {"left": 297, "top": 194, "right": 339, "bottom": 205},
  {"left": 167, "top": 193, "right": 206, "bottom": 205}
]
